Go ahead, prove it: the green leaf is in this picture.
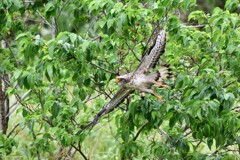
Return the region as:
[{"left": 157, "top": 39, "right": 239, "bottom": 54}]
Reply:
[
  {"left": 207, "top": 139, "right": 213, "bottom": 150},
  {"left": 23, "top": 76, "right": 30, "bottom": 89},
  {"left": 107, "top": 18, "right": 115, "bottom": 29},
  {"left": 182, "top": 0, "right": 196, "bottom": 11},
  {"left": 46, "top": 64, "right": 53, "bottom": 81},
  {"left": 22, "top": 108, "right": 29, "bottom": 117},
  {"left": 51, "top": 102, "right": 60, "bottom": 118},
  {"left": 188, "top": 11, "right": 206, "bottom": 22},
  {"left": 169, "top": 114, "right": 178, "bottom": 128},
  {"left": 69, "top": 33, "right": 77, "bottom": 43},
  {"left": 225, "top": 0, "right": 239, "bottom": 12},
  {"left": 16, "top": 33, "right": 28, "bottom": 40},
  {"left": 48, "top": 41, "right": 56, "bottom": 56},
  {"left": 111, "top": 2, "right": 123, "bottom": 14},
  {"left": 224, "top": 92, "right": 235, "bottom": 101},
  {"left": 98, "top": 18, "right": 106, "bottom": 28},
  {"left": 0, "top": 9, "right": 6, "bottom": 29},
  {"left": 203, "top": 124, "right": 210, "bottom": 136},
  {"left": 13, "top": 69, "right": 22, "bottom": 79},
  {"left": 44, "top": 100, "right": 54, "bottom": 112},
  {"left": 27, "top": 74, "right": 35, "bottom": 89},
  {"left": 82, "top": 40, "right": 90, "bottom": 52},
  {"left": 215, "top": 135, "right": 224, "bottom": 148},
  {"left": 156, "top": 6, "right": 165, "bottom": 18},
  {"left": 57, "top": 32, "right": 69, "bottom": 41}
]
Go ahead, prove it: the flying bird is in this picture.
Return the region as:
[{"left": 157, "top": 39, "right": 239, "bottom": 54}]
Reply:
[
  {"left": 104, "top": 28, "right": 169, "bottom": 113},
  {"left": 78, "top": 28, "right": 170, "bottom": 132},
  {"left": 115, "top": 64, "right": 170, "bottom": 100}
]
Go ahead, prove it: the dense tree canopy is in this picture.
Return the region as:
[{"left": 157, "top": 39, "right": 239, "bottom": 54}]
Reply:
[{"left": 0, "top": 0, "right": 239, "bottom": 159}]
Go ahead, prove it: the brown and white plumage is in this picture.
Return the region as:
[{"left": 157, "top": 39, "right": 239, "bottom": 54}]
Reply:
[
  {"left": 115, "top": 64, "right": 171, "bottom": 101},
  {"left": 83, "top": 28, "right": 169, "bottom": 128},
  {"left": 104, "top": 28, "right": 168, "bottom": 113}
]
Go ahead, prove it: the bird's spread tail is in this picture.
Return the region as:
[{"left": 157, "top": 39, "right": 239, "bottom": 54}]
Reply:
[
  {"left": 157, "top": 64, "right": 172, "bottom": 80},
  {"left": 148, "top": 64, "right": 172, "bottom": 82}
]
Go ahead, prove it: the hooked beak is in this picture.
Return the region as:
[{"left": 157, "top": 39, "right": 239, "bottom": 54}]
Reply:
[{"left": 115, "top": 77, "right": 120, "bottom": 83}]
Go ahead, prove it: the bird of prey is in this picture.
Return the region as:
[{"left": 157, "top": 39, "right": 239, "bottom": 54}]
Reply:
[
  {"left": 104, "top": 28, "right": 169, "bottom": 113},
  {"left": 115, "top": 64, "right": 170, "bottom": 100},
  {"left": 78, "top": 28, "right": 169, "bottom": 132}
]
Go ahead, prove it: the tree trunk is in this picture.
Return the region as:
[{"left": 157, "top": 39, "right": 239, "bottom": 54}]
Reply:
[{"left": 0, "top": 74, "right": 9, "bottom": 134}]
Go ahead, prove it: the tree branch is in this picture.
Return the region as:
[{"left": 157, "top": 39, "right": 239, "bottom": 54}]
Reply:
[
  {"left": 158, "top": 128, "right": 170, "bottom": 139},
  {"left": 89, "top": 62, "right": 118, "bottom": 75},
  {"left": 0, "top": 34, "right": 19, "bottom": 67},
  {"left": 36, "top": 10, "right": 53, "bottom": 29},
  {"left": 71, "top": 144, "right": 88, "bottom": 160},
  {"left": 125, "top": 41, "right": 140, "bottom": 61},
  {"left": 7, "top": 123, "right": 20, "bottom": 138},
  {"left": 51, "top": 17, "right": 58, "bottom": 38},
  {"left": 133, "top": 121, "right": 148, "bottom": 141}
]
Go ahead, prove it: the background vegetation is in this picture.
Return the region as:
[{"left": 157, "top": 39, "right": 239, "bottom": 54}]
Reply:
[{"left": 0, "top": 0, "right": 239, "bottom": 159}]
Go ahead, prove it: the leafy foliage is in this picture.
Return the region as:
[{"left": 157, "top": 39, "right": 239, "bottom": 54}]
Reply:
[{"left": 0, "top": 0, "right": 239, "bottom": 159}]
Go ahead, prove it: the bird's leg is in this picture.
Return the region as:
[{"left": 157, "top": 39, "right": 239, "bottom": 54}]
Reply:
[
  {"left": 154, "top": 82, "right": 169, "bottom": 88},
  {"left": 141, "top": 89, "right": 163, "bottom": 101},
  {"left": 140, "top": 92, "right": 145, "bottom": 99}
]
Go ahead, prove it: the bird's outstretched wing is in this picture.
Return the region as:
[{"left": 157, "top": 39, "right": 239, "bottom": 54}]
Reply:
[
  {"left": 77, "top": 29, "right": 167, "bottom": 133},
  {"left": 77, "top": 88, "right": 133, "bottom": 133},
  {"left": 132, "top": 29, "right": 167, "bottom": 76},
  {"left": 104, "top": 87, "right": 134, "bottom": 114}
]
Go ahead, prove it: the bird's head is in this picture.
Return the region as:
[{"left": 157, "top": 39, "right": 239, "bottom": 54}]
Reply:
[{"left": 115, "top": 76, "right": 128, "bottom": 85}]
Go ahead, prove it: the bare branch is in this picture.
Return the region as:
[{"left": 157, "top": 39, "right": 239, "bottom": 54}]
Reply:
[
  {"left": 36, "top": 10, "right": 53, "bottom": 29},
  {"left": 0, "top": 76, "right": 7, "bottom": 134},
  {"left": 125, "top": 41, "right": 140, "bottom": 61},
  {"left": 158, "top": 128, "right": 170, "bottom": 139},
  {"left": 51, "top": 17, "right": 58, "bottom": 38},
  {"left": 7, "top": 123, "right": 20, "bottom": 138},
  {"left": 71, "top": 144, "right": 88, "bottom": 160},
  {"left": 84, "top": 94, "right": 102, "bottom": 103},
  {"left": 133, "top": 121, "right": 149, "bottom": 141},
  {"left": 6, "top": 90, "right": 32, "bottom": 118},
  {"left": 181, "top": 24, "right": 206, "bottom": 28},
  {"left": 56, "top": 145, "right": 64, "bottom": 160}
]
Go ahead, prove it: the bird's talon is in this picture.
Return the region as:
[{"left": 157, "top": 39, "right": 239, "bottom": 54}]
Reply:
[
  {"left": 154, "top": 83, "right": 169, "bottom": 88},
  {"left": 157, "top": 95, "right": 163, "bottom": 100},
  {"left": 161, "top": 84, "right": 169, "bottom": 88}
]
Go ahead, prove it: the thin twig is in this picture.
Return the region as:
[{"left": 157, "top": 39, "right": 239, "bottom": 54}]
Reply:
[
  {"left": 51, "top": 17, "right": 58, "bottom": 38},
  {"left": 56, "top": 145, "right": 64, "bottom": 160},
  {"left": 181, "top": 24, "right": 206, "bottom": 28},
  {"left": 125, "top": 41, "right": 140, "bottom": 61},
  {"left": 31, "top": 129, "right": 41, "bottom": 160},
  {"left": 71, "top": 149, "right": 77, "bottom": 158},
  {"left": 84, "top": 94, "right": 102, "bottom": 103},
  {"left": 6, "top": 90, "right": 32, "bottom": 117},
  {"left": 0, "top": 34, "right": 19, "bottom": 67},
  {"left": 196, "top": 141, "right": 201, "bottom": 148},
  {"left": 65, "top": 146, "right": 73, "bottom": 159},
  {"left": 89, "top": 62, "right": 117, "bottom": 75},
  {"left": 223, "top": 81, "right": 236, "bottom": 88},
  {"left": 71, "top": 144, "right": 88, "bottom": 160},
  {"left": 133, "top": 121, "right": 148, "bottom": 141},
  {"left": 56, "top": 0, "right": 71, "bottom": 20},
  {"left": 12, "top": 126, "right": 26, "bottom": 138},
  {"left": 158, "top": 128, "right": 170, "bottom": 139},
  {"left": 7, "top": 123, "right": 20, "bottom": 138},
  {"left": 36, "top": 10, "right": 53, "bottom": 29}
]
